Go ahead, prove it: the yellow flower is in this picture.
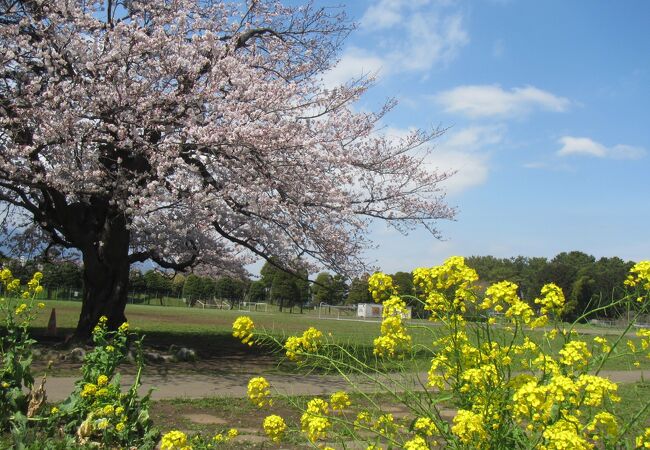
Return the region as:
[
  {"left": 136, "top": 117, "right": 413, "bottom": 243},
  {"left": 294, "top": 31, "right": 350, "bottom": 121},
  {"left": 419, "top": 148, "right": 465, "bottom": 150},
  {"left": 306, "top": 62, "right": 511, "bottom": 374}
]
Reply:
[
  {"left": 81, "top": 383, "right": 97, "bottom": 398},
  {"left": 285, "top": 327, "right": 323, "bottom": 360},
  {"left": 232, "top": 316, "right": 255, "bottom": 345},
  {"left": 96, "top": 387, "right": 109, "bottom": 397},
  {"left": 330, "top": 391, "right": 351, "bottom": 411},
  {"left": 354, "top": 411, "right": 372, "bottom": 429},
  {"left": 541, "top": 416, "right": 591, "bottom": 450},
  {"left": 115, "top": 406, "right": 124, "bottom": 416},
  {"left": 452, "top": 410, "right": 487, "bottom": 445},
  {"left": 559, "top": 340, "right": 591, "bottom": 369},
  {"left": 213, "top": 433, "right": 224, "bottom": 442},
  {"left": 118, "top": 322, "right": 129, "bottom": 333},
  {"left": 576, "top": 374, "right": 619, "bottom": 406},
  {"left": 247, "top": 376, "right": 272, "bottom": 407},
  {"left": 37, "top": 301, "right": 45, "bottom": 308},
  {"left": 587, "top": 412, "right": 618, "bottom": 438},
  {"left": 161, "top": 430, "right": 189, "bottom": 450},
  {"left": 368, "top": 272, "right": 396, "bottom": 302},
  {"left": 97, "top": 375, "right": 109, "bottom": 386},
  {"left": 593, "top": 336, "right": 611, "bottom": 353},
  {"left": 403, "top": 435, "right": 429, "bottom": 450},
  {"left": 0, "top": 268, "right": 13, "bottom": 283},
  {"left": 102, "top": 404, "right": 114, "bottom": 416},
  {"left": 263, "top": 415, "right": 286, "bottom": 443},
  {"left": 300, "top": 398, "right": 331, "bottom": 441},
  {"left": 14, "top": 303, "right": 28, "bottom": 315},
  {"left": 95, "top": 418, "right": 110, "bottom": 430},
  {"left": 301, "top": 327, "right": 323, "bottom": 352},
  {"left": 534, "top": 283, "right": 566, "bottom": 317},
  {"left": 635, "top": 427, "right": 650, "bottom": 448},
  {"left": 373, "top": 413, "right": 396, "bottom": 437},
  {"left": 226, "top": 428, "right": 238, "bottom": 439},
  {"left": 301, "top": 412, "right": 330, "bottom": 442},
  {"left": 414, "top": 417, "right": 438, "bottom": 436},
  {"left": 116, "top": 422, "right": 126, "bottom": 432},
  {"left": 105, "top": 345, "right": 115, "bottom": 352},
  {"left": 625, "top": 261, "right": 650, "bottom": 290},
  {"left": 50, "top": 407, "right": 59, "bottom": 414}
]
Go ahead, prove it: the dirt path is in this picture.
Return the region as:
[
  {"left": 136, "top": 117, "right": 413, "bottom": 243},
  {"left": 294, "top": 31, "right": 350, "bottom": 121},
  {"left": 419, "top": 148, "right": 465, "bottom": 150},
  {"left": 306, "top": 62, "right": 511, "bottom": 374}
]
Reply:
[{"left": 42, "top": 369, "right": 648, "bottom": 402}]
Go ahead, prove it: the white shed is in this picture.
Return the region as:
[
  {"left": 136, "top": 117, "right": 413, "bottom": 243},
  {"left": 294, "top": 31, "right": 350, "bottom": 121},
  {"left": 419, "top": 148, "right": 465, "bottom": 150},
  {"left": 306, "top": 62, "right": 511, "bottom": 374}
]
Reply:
[
  {"left": 357, "top": 303, "right": 383, "bottom": 318},
  {"left": 357, "top": 303, "right": 412, "bottom": 319}
]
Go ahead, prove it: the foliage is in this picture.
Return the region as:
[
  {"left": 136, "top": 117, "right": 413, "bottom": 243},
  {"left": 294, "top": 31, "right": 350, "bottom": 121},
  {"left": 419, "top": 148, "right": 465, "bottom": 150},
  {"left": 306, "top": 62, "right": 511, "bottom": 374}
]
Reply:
[
  {"left": 51, "top": 319, "right": 158, "bottom": 449},
  {"left": 466, "top": 252, "right": 635, "bottom": 320},
  {"left": 246, "top": 281, "right": 267, "bottom": 304},
  {"left": 260, "top": 262, "right": 309, "bottom": 310},
  {"left": 159, "top": 428, "right": 239, "bottom": 450},
  {"left": 1, "top": 268, "right": 157, "bottom": 448},
  {"left": 0, "top": 268, "right": 43, "bottom": 432},
  {"left": 214, "top": 277, "right": 246, "bottom": 304},
  {"left": 312, "top": 272, "right": 349, "bottom": 305},
  {"left": 230, "top": 257, "right": 650, "bottom": 449},
  {"left": 346, "top": 275, "right": 373, "bottom": 305},
  {"left": 0, "top": 0, "right": 454, "bottom": 336}
]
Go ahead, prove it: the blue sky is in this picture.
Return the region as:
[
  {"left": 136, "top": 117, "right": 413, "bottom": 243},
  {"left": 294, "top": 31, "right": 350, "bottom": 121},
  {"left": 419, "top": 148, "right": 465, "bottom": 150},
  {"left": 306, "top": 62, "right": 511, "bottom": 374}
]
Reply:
[{"left": 313, "top": 0, "right": 650, "bottom": 274}]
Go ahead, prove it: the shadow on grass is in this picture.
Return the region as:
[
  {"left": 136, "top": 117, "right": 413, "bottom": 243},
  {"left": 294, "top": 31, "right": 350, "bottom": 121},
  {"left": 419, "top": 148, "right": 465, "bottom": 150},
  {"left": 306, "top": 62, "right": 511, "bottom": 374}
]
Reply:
[{"left": 19, "top": 326, "right": 436, "bottom": 376}]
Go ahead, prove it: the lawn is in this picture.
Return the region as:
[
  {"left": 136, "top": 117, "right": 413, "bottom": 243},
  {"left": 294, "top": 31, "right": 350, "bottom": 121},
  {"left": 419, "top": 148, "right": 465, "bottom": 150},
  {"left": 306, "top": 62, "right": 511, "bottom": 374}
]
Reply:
[{"left": 28, "top": 300, "right": 650, "bottom": 371}]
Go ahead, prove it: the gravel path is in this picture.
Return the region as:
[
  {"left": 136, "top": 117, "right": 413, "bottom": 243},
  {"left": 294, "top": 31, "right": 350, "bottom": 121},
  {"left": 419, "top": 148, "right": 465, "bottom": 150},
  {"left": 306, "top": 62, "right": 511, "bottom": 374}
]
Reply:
[{"left": 42, "top": 369, "right": 648, "bottom": 402}]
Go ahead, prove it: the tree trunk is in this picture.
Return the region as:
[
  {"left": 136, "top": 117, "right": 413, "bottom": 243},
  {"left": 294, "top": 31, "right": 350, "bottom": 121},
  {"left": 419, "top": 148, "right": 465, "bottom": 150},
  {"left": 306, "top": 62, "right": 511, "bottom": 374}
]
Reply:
[{"left": 73, "top": 215, "right": 131, "bottom": 340}]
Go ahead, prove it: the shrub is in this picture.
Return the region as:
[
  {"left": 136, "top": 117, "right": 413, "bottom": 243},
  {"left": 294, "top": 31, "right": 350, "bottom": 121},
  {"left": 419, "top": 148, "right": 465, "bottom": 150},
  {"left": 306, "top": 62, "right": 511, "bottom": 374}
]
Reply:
[{"left": 230, "top": 257, "right": 650, "bottom": 449}]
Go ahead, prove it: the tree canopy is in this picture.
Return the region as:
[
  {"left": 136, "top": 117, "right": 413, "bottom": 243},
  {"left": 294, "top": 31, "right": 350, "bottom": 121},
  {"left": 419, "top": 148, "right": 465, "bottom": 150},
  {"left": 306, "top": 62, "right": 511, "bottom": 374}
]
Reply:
[{"left": 0, "top": 1, "right": 454, "bottom": 336}]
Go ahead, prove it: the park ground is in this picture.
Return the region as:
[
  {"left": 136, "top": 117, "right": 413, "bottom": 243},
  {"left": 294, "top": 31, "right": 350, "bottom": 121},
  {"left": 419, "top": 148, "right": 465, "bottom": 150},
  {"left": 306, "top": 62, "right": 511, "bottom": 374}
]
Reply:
[{"left": 28, "top": 300, "right": 650, "bottom": 448}]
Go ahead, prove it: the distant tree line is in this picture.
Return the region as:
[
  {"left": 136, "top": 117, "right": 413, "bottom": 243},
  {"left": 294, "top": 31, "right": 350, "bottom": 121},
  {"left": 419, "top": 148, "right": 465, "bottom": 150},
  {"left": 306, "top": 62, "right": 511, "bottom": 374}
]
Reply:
[
  {"left": 1, "top": 251, "right": 639, "bottom": 319},
  {"left": 465, "top": 251, "right": 635, "bottom": 320}
]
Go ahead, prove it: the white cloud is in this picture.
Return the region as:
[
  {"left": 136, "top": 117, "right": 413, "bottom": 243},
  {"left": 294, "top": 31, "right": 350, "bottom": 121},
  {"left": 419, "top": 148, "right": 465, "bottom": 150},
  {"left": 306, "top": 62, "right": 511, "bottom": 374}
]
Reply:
[
  {"left": 323, "top": 1, "right": 469, "bottom": 87},
  {"left": 394, "top": 13, "right": 469, "bottom": 72},
  {"left": 557, "top": 136, "right": 646, "bottom": 159},
  {"left": 377, "top": 125, "right": 502, "bottom": 196},
  {"left": 361, "top": 0, "right": 409, "bottom": 30},
  {"left": 426, "top": 125, "right": 504, "bottom": 194},
  {"left": 434, "top": 85, "right": 571, "bottom": 118},
  {"left": 361, "top": 0, "right": 433, "bottom": 31},
  {"left": 321, "top": 47, "right": 385, "bottom": 88}
]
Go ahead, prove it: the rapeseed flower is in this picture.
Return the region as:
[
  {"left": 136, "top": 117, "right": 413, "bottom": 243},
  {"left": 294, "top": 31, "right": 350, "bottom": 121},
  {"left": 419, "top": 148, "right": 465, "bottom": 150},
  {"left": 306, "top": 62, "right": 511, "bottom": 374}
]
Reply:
[
  {"left": 330, "top": 391, "right": 351, "bottom": 411},
  {"left": 452, "top": 410, "right": 487, "bottom": 445},
  {"left": 81, "top": 383, "right": 97, "bottom": 398},
  {"left": 232, "top": 316, "right": 255, "bottom": 345},
  {"left": 301, "top": 398, "right": 331, "bottom": 442},
  {"left": 625, "top": 261, "right": 650, "bottom": 290},
  {"left": 160, "top": 430, "right": 190, "bottom": 450},
  {"left": 403, "top": 435, "right": 429, "bottom": 450},
  {"left": 263, "top": 415, "right": 286, "bottom": 442},
  {"left": 368, "top": 272, "right": 396, "bottom": 302},
  {"left": 535, "top": 283, "right": 566, "bottom": 317},
  {"left": 247, "top": 376, "right": 272, "bottom": 407},
  {"left": 559, "top": 340, "right": 591, "bottom": 369}
]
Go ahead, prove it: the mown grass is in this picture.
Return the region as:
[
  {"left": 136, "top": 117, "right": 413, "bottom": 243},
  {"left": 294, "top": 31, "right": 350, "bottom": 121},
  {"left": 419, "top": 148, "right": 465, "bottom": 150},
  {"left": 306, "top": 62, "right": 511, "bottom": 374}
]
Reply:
[{"left": 26, "top": 300, "right": 650, "bottom": 371}]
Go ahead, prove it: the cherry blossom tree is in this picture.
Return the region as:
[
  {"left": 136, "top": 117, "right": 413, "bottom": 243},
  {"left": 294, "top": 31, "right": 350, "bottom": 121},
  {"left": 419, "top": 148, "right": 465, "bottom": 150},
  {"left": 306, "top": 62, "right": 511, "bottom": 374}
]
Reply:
[{"left": 0, "top": 0, "right": 455, "bottom": 338}]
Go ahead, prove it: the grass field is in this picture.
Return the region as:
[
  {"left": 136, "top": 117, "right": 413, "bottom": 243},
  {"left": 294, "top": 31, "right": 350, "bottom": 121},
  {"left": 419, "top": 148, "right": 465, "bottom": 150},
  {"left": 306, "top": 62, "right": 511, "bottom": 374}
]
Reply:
[{"left": 27, "top": 300, "right": 650, "bottom": 371}]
